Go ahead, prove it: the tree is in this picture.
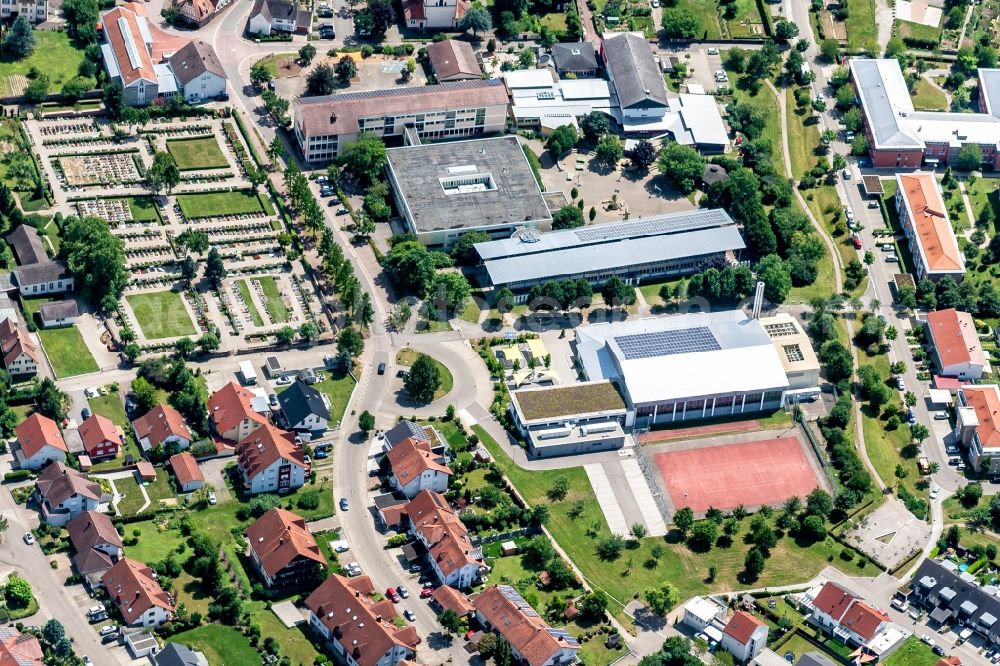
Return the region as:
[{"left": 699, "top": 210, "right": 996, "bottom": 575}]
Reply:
[
  {"left": 451, "top": 230, "right": 490, "bottom": 265},
  {"left": 644, "top": 582, "right": 680, "bottom": 615},
  {"left": 658, "top": 142, "right": 705, "bottom": 194},
  {"left": 673, "top": 506, "right": 694, "bottom": 535},
  {"left": 23, "top": 75, "right": 48, "bottom": 104},
  {"left": 743, "top": 547, "right": 766, "bottom": 581},
  {"left": 595, "top": 534, "right": 625, "bottom": 561},
  {"left": 602, "top": 276, "right": 636, "bottom": 307},
  {"left": 63, "top": 0, "right": 100, "bottom": 44},
  {"left": 42, "top": 619, "right": 65, "bottom": 646},
  {"left": 340, "top": 133, "right": 387, "bottom": 184},
  {"left": 806, "top": 488, "right": 834, "bottom": 518},
  {"left": 194, "top": 333, "right": 219, "bottom": 354},
  {"left": 180, "top": 255, "right": 198, "bottom": 282},
  {"left": 204, "top": 247, "right": 227, "bottom": 286},
  {"left": 438, "top": 609, "right": 462, "bottom": 634},
  {"left": 819, "top": 38, "right": 839, "bottom": 63},
  {"left": 957, "top": 143, "right": 983, "bottom": 171},
  {"left": 477, "top": 633, "right": 498, "bottom": 659},
  {"left": 36, "top": 378, "right": 67, "bottom": 421},
  {"left": 404, "top": 354, "right": 441, "bottom": 403},
  {"left": 594, "top": 134, "right": 624, "bottom": 167},
  {"left": 579, "top": 591, "right": 608, "bottom": 620},
  {"left": 427, "top": 272, "right": 471, "bottom": 319},
  {"left": 661, "top": 7, "right": 698, "bottom": 37},
  {"left": 579, "top": 111, "right": 611, "bottom": 143},
  {"left": 4, "top": 17, "right": 36, "bottom": 58},
  {"left": 546, "top": 124, "right": 578, "bottom": 159},
  {"left": 774, "top": 18, "right": 799, "bottom": 41},
  {"left": 147, "top": 151, "right": 181, "bottom": 195},
  {"left": 62, "top": 215, "right": 128, "bottom": 309},
  {"left": 547, "top": 476, "right": 569, "bottom": 502},
  {"left": 250, "top": 60, "right": 272, "bottom": 88},
  {"left": 552, "top": 205, "right": 585, "bottom": 230},
  {"left": 276, "top": 325, "right": 295, "bottom": 345},
  {"left": 363, "top": 0, "right": 394, "bottom": 38},
  {"left": 307, "top": 63, "right": 337, "bottom": 96},
  {"left": 298, "top": 43, "right": 317, "bottom": 66},
  {"left": 174, "top": 337, "right": 195, "bottom": 359},
  {"left": 911, "top": 423, "right": 930, "bottom": 444},
  {"left": 688, "top": 520, "right": 718, "bottom": 550},
  {"left": 756, "top": 254, "right": 792, "bottom": 303},
  {"left": 338, "top": 326, "right": 364, "bottom": 358},
  {"left": 959, "top": 482, "right": 983, "bottom": 509},
  {"left": 131, "top": 376, "right": 159, "bottom": 413},
  {"left": 819, "top": 340, "right": 853, "bottom": 383},
  {"left": 801, "top": 514, "right": 826, "bottom": 542},
  {"left": 334, "top": 55, "right": 358, "bottom": 85},
  {"left": 354, "top": 409, "right": 376, "bottom": 435},
  {"left": 630, "top": 139, "right": 657, "bottom": 170},
  {"left": 458, "top": 5, "right": 492, "bottom": 34},
  {"left": 4, "top": 575, "right": 31, "bottom": 609}
]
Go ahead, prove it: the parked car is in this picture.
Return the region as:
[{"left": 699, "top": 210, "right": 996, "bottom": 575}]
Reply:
[
  {"left": 275, "top": 376, "right": 293, "bottom": 386},
  {"left": 207, "top": 492, "right": 217, "bottom": 505},
  {"left": 397, "top": 585, "right": 409, "bottom": 599},
  {"left": 920, "top": 634, "right": 934, "bottom": 646},
  {"left": 346, "top": 562, "right": 362, "bottom": 576},
  {"left": 386, "top": 587, "right": 400, "bottom": 603},
  {"left": 420, "top": 587, "right": 434, "bottom": 598},
  {"left": 328, "top": 199, "right": 339, "bottom": 207},
  {"left": 340, "top": 497, "right": 350, "bottom": 511},
  {"left": 845, "top": 131, "right": 855, "bottom": 141},
  {"left": 930, "top": 484, "right": 940, "bottom": 499},
  {"left": 897, "top": 378, "right": 905, "bottom": 391},
  {"left": 932, "top": 645, "right": 945, "bottom": 656},
  {"left": 853, "top": 236, "right": 862, "bottom": 249},
  {"left": 22, "top": 532, "right": 34, "bottom": 545},
  {"left": 948, "top": 457, "right": 961, "bottom": 466},
  {"left": 842, "top": 168, "right": 851, "bottom": 180},
  {"left": 707, "top": 47, "right": 719, "bottom": 55},
  {"left": 404, "top": 609, "right": 416, "bottom": 621},
  {"left": 99, "top": 626, "right": 117, "bottom": 636},
  {"left": 907, "top": 409, "right": 916, "bottom": 424},
  {"left": 935, "top": 412, "right": 950, "bottom": 420},
  {"left": 315, "top": 449, "right": 329, "bottom": 459},
  {"left": 101, "top": 634, "right": 118, "bottom": 645},
  {"left": 269, "top": 393, "right": 278, "bottom": 406},
  {"left": 886, "top": 255, "right": 898, "bottom": 263},
  {"left": 81, "top": 407, "right": 91, "bottom": 420}
]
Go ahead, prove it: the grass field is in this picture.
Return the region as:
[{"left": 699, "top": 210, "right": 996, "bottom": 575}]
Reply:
[
  {"left": 911, "top": 78, "right": 948, "bottom": 111},
  {"left": 0, "top": 32, "right": 91, "bottom": 96},
  {"left": 176, "top": 190, "right": 268, "bottom": 219},
  {"left": 166, "top": 137, "right": 229, "bottom": 170},
  {"left": 459, "top": 295, "right": 482, "bottom": 324},
  {"left": 125, "top": 196, "right": 162, "bottom": 223},
  {"left": 30, "top": 311, "right": 99, "bottom": 378},
  {"left": 729, "top": 69, "right": 784, "bottom": 177},
  {"left": 257, "top": 276, "right": 289, "bottom": 323},
  {"left": 42, "top": 220, "right": 60, "bottom": 254},
  {"left": 396, "top": 349, "right": 454, "bottom": 400},
  {"left": 125, "top": 290, "right": 197, "bottom": 339},
  {"left": 883, "top": 635, "right": 940, "bottom": 666},
  {"left": 250, "top": 604, "right": 321, "bottom": 664},
  {"left": 723, "top": 0, "right": 765, "bottom": 37},
  {"left": 122, "top": 519, "right": 186, "bottom": 565},
  {"left": 172, "top": 625, "right": 261, "bottom": 666},
  {"left": 114, "top": 473, "right": 175, "bottom": 516},
  {"left": 964, "top": 176, "right": 999, "bottom": 222},
  {"left": 256, "top": 53, "right": 297, "bottom": 79},
  {"left": 896, "top": 19, "right": 942, "bottom": 46},
  {"left": 674, "top": 0, "right": 724, "bottom": 39},
  {"left": 236, "top": 280, "right": 264, "bottom": 327},
  {"left": 846, "top": 0, "right": 879, "bottom": 52}
]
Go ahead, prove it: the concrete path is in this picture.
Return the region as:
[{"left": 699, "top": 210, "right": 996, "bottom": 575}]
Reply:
[
  {"left": 584, "top": 463, "right": 630, "bottom": 536},
  {"left": 619, "top": 458, "right": 667, "bottom": 537}
]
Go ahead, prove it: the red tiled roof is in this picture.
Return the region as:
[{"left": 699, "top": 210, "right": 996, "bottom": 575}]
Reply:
[
  {"left": 209, "top": 381, "right": 268, "bottom": 435},
  {"left": 0, "top": 319, "right": 38, "bottom": 368},
  {"left": 404, "top": 491, "right": 480, "bottom": 578},
  {"left": 898, "top": 174, "right": 963, "bottom": 273},
  {"left": 812, "top": 581, "right": 859, "bottom": 622},
  {"left": 168, "top": 452, "right": 204, "bottom": 487},
  {"left": 839, "top": 601, "right": 889, "bottom": 642},
  {"left": 927, "top": 308, "right": 986, "bottom": 371},
  {"left": 387, "top": 437, "right": 451, "bottom": 487},
  {"left": 722, "top": 610, "right": 766, "bottom": 645},
  {"left": 961, "top": 385, "right": 1000, "bottom": 449},
  {"left": 473, "top": 585, "right": 579, "bottom": 666},
  {"left": 236, "top": 422, "right": 306, "bottom": 480},
  {"left": 432, "top": 585, "right": 475, "bottom": 616},
  {"left": 15, "top": 413, "right": 66, "bottom": 459},
  {"left": 102, "top": 4, "right": 157, "bottom": 86},
  {"left": 102, "top": 557, "right": 173, "bottom": 625},
  {"left": 78, "top": 414, "right": 122, "bottom": 457},
  {"left": 133, "top": 404, "right": 192, "bottom": 449},
  {"left": 305, "top": 574, "right": 419, "bottom": 666},
  {"left": 0, "top": 627, "right": 42, "bottom": 666},
  {"left": 247, "top": 508, "right": 324, "bottom": 578}
]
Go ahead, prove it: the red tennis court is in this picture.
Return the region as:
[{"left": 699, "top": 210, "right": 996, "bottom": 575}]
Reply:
[{"left": 654, "top": 436, "right": 822, "bottom": 513}]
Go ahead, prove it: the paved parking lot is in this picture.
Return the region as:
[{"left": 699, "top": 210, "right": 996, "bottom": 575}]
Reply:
[{"left": 844, "top": 499, "right": 930, "bottom": 570}]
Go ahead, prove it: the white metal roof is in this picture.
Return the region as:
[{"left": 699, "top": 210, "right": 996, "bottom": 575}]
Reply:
[
  {"left": 501, "top": 69, "right": 556, "bottom": 89},
  {"left": 684, "top": 597, "right": 722, "bottom": 623}
]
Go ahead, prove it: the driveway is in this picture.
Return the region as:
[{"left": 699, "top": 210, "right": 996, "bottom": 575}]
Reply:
[{"left": 198, "top": 457, "right": 234, "bottom": 502}]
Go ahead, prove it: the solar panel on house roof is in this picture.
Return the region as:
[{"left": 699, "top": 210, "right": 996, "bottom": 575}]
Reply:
[
  {"left": 547, "top": 628, "right": 580, "bottom": 646},
  {"left": 498, "top": 586, "right": 538, "bottom": 616},
  {"left": 614, "top": 327, "right": 721, "bottom": 360}
]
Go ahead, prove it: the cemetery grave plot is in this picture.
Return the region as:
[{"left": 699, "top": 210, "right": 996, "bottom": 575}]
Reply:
[{"left": 56, "top": 152, "right": 142, "bottom": 186}]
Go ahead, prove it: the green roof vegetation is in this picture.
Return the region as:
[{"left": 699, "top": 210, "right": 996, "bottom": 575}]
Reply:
[{"left": 513, "top": 381, "right": 626, "bottom": 421}]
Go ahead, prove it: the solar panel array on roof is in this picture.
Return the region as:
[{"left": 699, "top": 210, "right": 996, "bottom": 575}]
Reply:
[
  {"left": 614, "top": 327, "right": 721, "bottom": 360},
  {"left": 763, "top": 322, "right": 799, "bottom": 337},
  {"left": 547, "top": 628, "right": 580, "bottom": 646},
  {"left": 573, "top": 209, "right": 731, "bottom": 243},
  {"left": 498, "top": 585, "right": 538, "bottom": 616}
]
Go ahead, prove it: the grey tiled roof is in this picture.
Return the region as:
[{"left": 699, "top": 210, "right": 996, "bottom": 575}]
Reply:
[{"left": 603, "top": 33, "right": 667, "bottom": 109}]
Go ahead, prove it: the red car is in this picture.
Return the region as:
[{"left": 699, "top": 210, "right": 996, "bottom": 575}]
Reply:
[
  {"left": 420, "top": 587, "right": 435, "bottom": 599},
  {"left": 853, "top": 236, "right": 862, "bottom": 249},
  {"left": 386, "top": 587, "right": 400, "bottom": 603}
]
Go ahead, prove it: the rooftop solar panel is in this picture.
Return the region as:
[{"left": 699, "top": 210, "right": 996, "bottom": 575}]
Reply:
[
  {"left": 573, "top": 209, "right": 731, "bottom": 243},
  {"left": 498, "top": 585, "right": 538, "bottom": 616},
  {"left": 614, "top": 327, "right": 720, "bottom": 360}
]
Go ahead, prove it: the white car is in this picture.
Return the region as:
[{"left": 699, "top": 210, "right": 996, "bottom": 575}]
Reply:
[
  {"left": 842, "top": 168, "right": 852, "bottom": 180},
  {"left": 22, "top": 532, "right": 34, "bottom": 545},
  {"left": 275, "top": 376, "right": 292, "bottom": 386},
  {"left": 207, "top": 492, "right": 217, "bottom": 505},
  {"left": 921, "top": 634, "right": 935, "bottom": 646},
  {"left": 930, "top": 484, "right": 940, "bottom": 499},
  {"left": 707, "top": 47, "right": 719, "bottom": 55},
  {"left": 845, "top": 206, "right": 855, "bottom": 222},
  {"left": 99, "top": 625, "right": 116, "bottom": 636},
  {"left": 897, "top": 378, "right": 905, "bottom": 391}
]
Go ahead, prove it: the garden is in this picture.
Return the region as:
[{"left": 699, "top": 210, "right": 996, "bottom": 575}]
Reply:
[
  {"left": 0, "top": 31, "right": 92, "bottom": 97},
  {"left": 22, "top": 296, "right": 98, "bottom": 378},
  {"left": 166, "top": 137, "right": 230, "bottom": 171},
  {"left": 125, "top": 290, "right": 197, "bottom": 340}
]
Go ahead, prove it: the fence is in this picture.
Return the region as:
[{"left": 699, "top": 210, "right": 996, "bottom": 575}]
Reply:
[
  {"left": 799, "top": 417, "right": 841, "bottom": 495},
  {"left": 630, "top": 436, "right": 671, "bottom": 523},
  {"left": 470, "top": 526, "right": 541, "bottom": 546}
]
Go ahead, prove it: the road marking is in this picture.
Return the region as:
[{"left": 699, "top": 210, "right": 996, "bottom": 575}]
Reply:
[
  {"left": 584, "top": 463, "right": 629, "bottom": 536},
  {"left": 618, "top": 458, "right": 667, "bottom": 537}
]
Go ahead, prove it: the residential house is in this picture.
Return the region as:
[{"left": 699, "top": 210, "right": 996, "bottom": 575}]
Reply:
[
  {"left": 167, "top": 41, "right": 227, "bottom": 103},
  {"left": 168, "top": 452, "right": 204, "bottom": 493},
  {"left": 236, "top": 422, "right": 308, "bottom": 494},
  {"left": 33, "top": 462, "right": 102, "bottom": 526},
  {"left": 431, "top": 585, "right": 475, "bottom": 618},
  {"left": 552, "top": 42, "right": 599, "bottom": 77},
  {"left": 38, "top": 300, "right": 79, "bottom": 328},
  {"left": 384, "top": 420, "right": 431, "bottom": 448},
  {"left": 11, "top": 261, "right": 74, "bottom": 296},
  {"left": 175, "top": 0, "right": 233, "bottom": 27},
  {"left": 247, "top": 508, "right": 324, "bottom": 590},
  {"left": 305, "top": 574, "right": 420, "bottom": 666},
  {"left": 721, "top": 611, "right": 768, "bottom": 662},
  {"left": 0, "top": 0, "right": 47, "bottom": 22},
  {"left": 926, "top": 308, "right": 989, "bottom": 380},
  {"left": 403, "top": 490, "right": 487, "bottom": 589},
  {"left": 911, "top": 558, "right": 1000, "bottom": 645},
  {"left": 955, "top": 385, "right": 1000, "bottom": 474},
  {"left": 426, "top": 40, "right": 482, "bottom": 82},
  {"left": 805, "top": 582, "right": 891, "bottom": 646},
  {"left": 13, "top": 413, "right": 67, "bottom": 470},
  {"left": 682, "top": 596, "right": 724, "bottom": 632},
  {"left": 133, "top": 404, "right": 193, "bottom": 453},
  {"left": 67, "top": 510, "right": 124, "bottom": 587},
  {"left": 6, "top": 225, "right": 47, "bottom": 266},
  {"left": 386, "top": 436, "right": 452, "bottom": 498},
  {"left": 0, "top": 627, "right": 43, "bottom": 666},
  {"left": 895, "top": 173, "right": 964, "bottom": 282},
  {"left": 0, "top": 318, "right": 38, "bottom": 377},
  {"left": 247, "top": 0, "right": 311, "bottom": 35},
  {"left": 473, "top": 585, "right": 581, "bottom": 666},
  {"left": 209, "top": 380, "right": 269, "bottom": 442},
  {"left": 102, "top": 557, "right": 174, "bottom": 627},
  {"left": 153, "top": 643, "right": 210, "bottom": 666},
  {"left": 278, "top": 380, "right": 331, "bottom": 436},
  {"left": 401, "top": 0, "right": 469, "bottom": 30},
  {"left": 79, "top": 413, "right": 124, "bottom": 461}
]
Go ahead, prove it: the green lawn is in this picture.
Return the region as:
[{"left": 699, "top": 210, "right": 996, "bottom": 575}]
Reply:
[
  {"left": 896, "top": 18, "right": 942, "bottom": 46},
  {"left": 256, "top": 53, "right": 297, "bottom": 79},
  {"left": 723, "top": 0, "right": 765, "bottom": 38},
  {"left": 882, "top": 635, "right": 940, "bottom": 666},
  {"left": 176, "top": 190, "right": 268, "bottom": 219},
  {"left": 0, "top": 32, "right": 91, "bottom": 96},
  {"left": 911, "top": 78, "right": 948, "bottom": 111},
  {"left": 778, "top": 631, "right": 849, "bottom": 665},
  {"left": 729, "top": 65, "right": 784, "bottom": 177},
  {"left": 125, "top": 196, "right": 162, "bottom": 223},
  {"left": 11, "top": 404, "right": 31, "bottom": 426},
  {"left": 250, "top": 604, "right": 321, "bottom": 664},
  {"left": 846, "top": 0, "right": 879, "bottom": 52},
  {"left": 236, "top": 280, "right": 265, "bottom": 327},
  {"left": 459, "top": 295, "right": 482, "bottom": 324},
  {"left": 638, "top": 276, "right": 688, "bottom": 307},
  {"left": 257, "top": 276, "right": 290, "bottom": 323},
  {"left": 674, "top": 0, "right": 724, "bottom": 39},
  {"left": 88, "top": 391, "right": 127, "bottom": 427},
  {"left": 964, "top": 176, "right": 999, "bottom": 222},
  {"left": 42, "top": 221, "right": 60, "bottom": 254},
  {"left": 171, "top": 625, "right": 261, "bottom": 666},
  {"left": 121, "top": 519, "right": 186, "bottom": 566},
  {"left": 396, "top": 349, "right": 454, "bottom": 400},
  {"left": 310, "top": 370, "right": 357, "bottom": 428},
  {"left": 125, "top": 290, "right": 197, "bottom": 339},
  {"left": 39, "top": 326, "right": 98, "bottom": 378},
  {"left": 166, "top": 137, "right": 229, "bottom": 171}
]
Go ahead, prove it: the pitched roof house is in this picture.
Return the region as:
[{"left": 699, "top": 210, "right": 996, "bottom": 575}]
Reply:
[
  {"left": 79, "top": 413, "right": 124, "bottom": 461},
  {"left": 33, "top": 462, "right": 102, "bottom": 526},
  {"left": 403, "top": 490, "right": 486, "bottom": 589},
  {"left": 132, "top": 404, "right": 193, "bottom": 452},
  {"left": 278, "top": 380, "right": 331, "bottom": 435},
  {"left": 209, "top": 380, "right": 269, "bottom": 442},
  {"left": 426, "top": 40, "right": 482, "bottom": 82},
  {"left": 386, "top": 436, "right": 452, "bottom": 498},
  {"left": 807, "top": 581, "right": 892, "bottom": 647},
  {"left": 236, "top": 422, "right": 308, "bottom": 495},
  {"left": 0, "top": 627, "right": 43, "bottom": 666},
  {"left": 721, "top": 611, "right": 768, "bottom": 662},
  {"left": 165, "top": 41, "right": 227, "bottom": 102},
  {"left": 473, "top": 585, "right": 580, "bottom": 666},
  {"left": 305, "top": 574, "right": 420, "bottom": 666},
  {"left": 552, "top": 42, "right": 599, "bottom": 77},
  {"left": 431, "top": 585, "right": 475, "bottom": 617},
  {"left": 102, "top": 557, "right": 174, "bottom": 627},
  {"left": 0, "top": 319, "right": 39, "bottom": 376},
  {"left": 247, "top": 508, "right": 325, "bottom": 589},
  {"left": 384, "top": 420, "right": 430, "bottom": 448},
  {"left": 168, "top": 452, "right": 205, "bottom": 492},
  {"left": 67, "top": 510, "right": 124, "bottom": 586},
  {"left": 13, "top": 413, "right": 67, "bottom": 470},
  {"left": 152, "top": 642, "right": 209, "bottom": 666},
  {"left": 247, "top": 0, "right": 312, "bottom": 35},
  {"left": 926, "top": 308, "right": 990, "bottom": 380}
]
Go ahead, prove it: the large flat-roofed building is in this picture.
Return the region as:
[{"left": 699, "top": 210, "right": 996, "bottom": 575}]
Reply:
[
  {"left": 509, "top": 381, "right": 628, "bottom": 458},
  {"left": 926, "top": 308, "right": 990, "bottom": 380},
  {"left": 894, "top": 174, "right": 964, "bottom": 281},
  {"left": 759, "top": 313, "right": 821, "bottom": 400},
  {"left": 850, "top": 58, "right": 1000, "bottom": 168},
  {"left": 385, "top": 136, "right": 552, "bottom": 249},
  {"left": 475, "top": 209, "right": 745, "bottom": 298},
  {"left": 956, "top": 385, "right": 1000, "bottom": 473},
  {"left": 292, "top": 79, "right": 509, "bottom": 163},
  {"left": 503, "top": 69, "right": 616, "bottom": 134},
  {"left": 575, "top": 310, "right": 819, "bottom": 425}
]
